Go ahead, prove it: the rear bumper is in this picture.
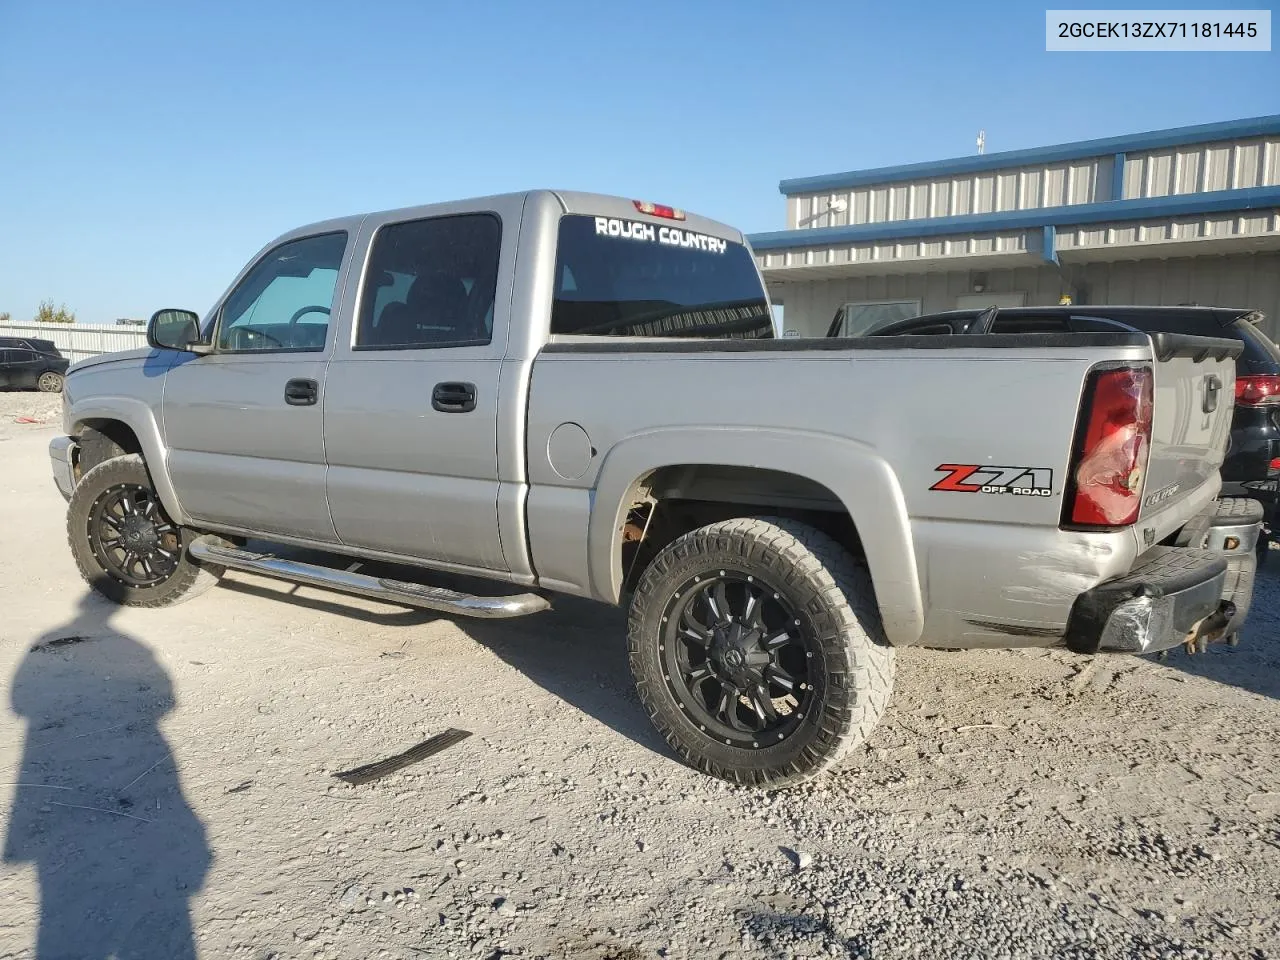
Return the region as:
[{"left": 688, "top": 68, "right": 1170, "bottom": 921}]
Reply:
[
  {"left": 1206, "top": 496, "right": 1264, "bottom": 553},
  {"left": 1202, "top": 497, "right": 1264, "bottom": 638},
  {"left": 1064, "top": 546, "right": 1230, "bottom": 655},
  {"left": 1064, "top": 497, "right": 1265, "bottom": 655},
  {"left": 48, "top": 436, "right": 78, "bottom": 502}
]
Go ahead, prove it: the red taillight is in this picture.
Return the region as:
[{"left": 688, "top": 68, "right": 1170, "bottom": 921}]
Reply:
[
  {"left": 1234, "top": 374, "right": 1280, "bottom": 406},
  {"left": 1065, "top": 365, "right": 1154, "bottom": 528},
  {"left": 1270, "top": 457, "right": 1280, "bottom": 473},
  {"left": 632, "top": 200, "right": 686, "bottom": 221}
]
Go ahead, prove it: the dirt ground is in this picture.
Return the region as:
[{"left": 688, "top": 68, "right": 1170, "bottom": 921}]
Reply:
[{"left": 1, "top": 391, "right": 1277, "bottom": 959}]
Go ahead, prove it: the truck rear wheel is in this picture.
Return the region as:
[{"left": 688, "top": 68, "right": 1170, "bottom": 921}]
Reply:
[
  {"left": 67, "top": 454, "right": 224, "bottom": 607},
  {"left": 627, "top": 517, "right": 895, "bottom": 787}
]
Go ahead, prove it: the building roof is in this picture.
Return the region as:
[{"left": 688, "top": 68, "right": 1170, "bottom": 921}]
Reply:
[
  {"left": 749, "top": 115, "right": 1280, "bottom": 275},
  {"left": 749, "top": 185, "right": 1280, "bottom": 252},
  {"left": 777, "top": 115, "right": 1280, "bottom": 196}
]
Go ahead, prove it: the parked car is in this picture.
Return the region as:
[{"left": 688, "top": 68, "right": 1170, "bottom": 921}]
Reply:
[
  {"left": 0, "top": 337, "right": 70, "bottom": 392},
  {"left": 841, "top": 305, "right": 1280, "bottom": 565},
  {"left": 47, "top": 191, "right": 1259, "bottom": 786}
]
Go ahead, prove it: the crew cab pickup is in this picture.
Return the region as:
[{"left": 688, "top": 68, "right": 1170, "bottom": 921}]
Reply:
[{"left": 49, "top": 190, "right": 1259, "bottom": 786}]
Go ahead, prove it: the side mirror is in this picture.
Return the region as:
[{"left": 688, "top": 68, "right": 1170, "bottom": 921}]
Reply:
[{"left": 147, "top": 309, "right": 209, "bottom": 353}]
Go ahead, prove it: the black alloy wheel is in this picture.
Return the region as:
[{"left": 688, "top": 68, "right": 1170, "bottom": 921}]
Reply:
[
  {"left": 87, "top": 482, "right": 182, "bottom": 588},
  {"left": 67, "top": 454, "right": 224, "bottom": 607},
  {"left": 661, "top": 571, "right": 816, "bottom": 749},
  {"left": 628, "top": 517, "right": 896, "bottom": 787}
]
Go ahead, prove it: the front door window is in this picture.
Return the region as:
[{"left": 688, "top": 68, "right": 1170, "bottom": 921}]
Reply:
[{"left": 216, "top": 232, "right": 347, "bottom": 352}]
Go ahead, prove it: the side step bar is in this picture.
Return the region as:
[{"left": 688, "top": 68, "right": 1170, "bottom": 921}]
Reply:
[{"left": 188, "top": 538, "right": 549, "bottom": 619}]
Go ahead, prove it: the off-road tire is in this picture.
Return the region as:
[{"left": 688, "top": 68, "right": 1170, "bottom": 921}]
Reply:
[
  {"left": 75, "top": 427, "right": 127, "bottom": 481},
  {"left": 67, "top": 454, "right": 224, "bottom": 607},
  {"left": 37, "top": 371, "right": 63, "bottom": 393},
  {"left": 628, "top": 516, "right": 895, "bottom": 787}
]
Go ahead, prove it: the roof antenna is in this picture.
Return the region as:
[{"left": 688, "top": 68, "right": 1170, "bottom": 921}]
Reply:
[{"left": 976, "top": 129, "right": 986, "bottom": 155}]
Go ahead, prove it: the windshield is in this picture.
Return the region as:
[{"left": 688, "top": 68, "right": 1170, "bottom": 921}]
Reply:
[{"left": 551, "top": 214, "right": 773, "bottom": 339}]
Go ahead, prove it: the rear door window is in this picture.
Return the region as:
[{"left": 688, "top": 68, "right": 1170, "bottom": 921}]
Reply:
[
  {"left": 551, "top": 214, "right": 772, "bottom": 338},
  {"left": 355, "top": 213, "right": 502, "bottom": 349}
]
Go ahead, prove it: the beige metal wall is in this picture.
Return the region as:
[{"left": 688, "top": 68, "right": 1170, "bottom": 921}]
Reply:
[
  {"left": 788, "top": 156, "right": 1119, "bottom": 230},
  {"left": 1124, "top": 137, "right": 1280, "bottom": 198},
  {"left": 786, "top": 135, "right": 1280, "bottom": 232},
  {"left": 774, "top": 251, "right": 1280, "bottom": 342},
  {"left": 758, "top": 207, "right": 1280, "bottom": 271}
]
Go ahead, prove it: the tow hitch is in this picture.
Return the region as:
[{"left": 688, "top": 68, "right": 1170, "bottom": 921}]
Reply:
[{"left": 1181, "top": 599, "right": 1237, "bottom": 655}]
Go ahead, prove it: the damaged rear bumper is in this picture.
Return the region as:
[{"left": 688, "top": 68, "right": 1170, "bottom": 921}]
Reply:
[{"left": 1064, "top": 546, "right": 1231, "bottom": 655}]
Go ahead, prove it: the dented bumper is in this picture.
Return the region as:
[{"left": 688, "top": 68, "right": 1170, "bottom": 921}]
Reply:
[{"left": 1064, "top": 546, "right": 1230, "bottom": 655}]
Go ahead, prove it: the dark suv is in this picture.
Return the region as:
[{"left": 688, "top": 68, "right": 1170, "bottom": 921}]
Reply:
[
  {"left": 833, "top": 305, "right": 1280, "bottom": 558},
  {"left": 0, "top": 336, "right": 70, "bottom": 392}
]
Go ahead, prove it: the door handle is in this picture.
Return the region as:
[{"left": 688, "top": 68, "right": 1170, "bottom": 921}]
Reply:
[
  {"left": 1203, "top": 374, "right": 1222, "bottom": 414},
  {"left": 432, "top": 381, "right": 477, "bottom": 413},
  {"left": 284, "top": 378, "right": 318, "bottom": 406}
]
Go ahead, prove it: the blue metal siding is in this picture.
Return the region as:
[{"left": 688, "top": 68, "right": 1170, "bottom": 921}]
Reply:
[
  {"left": 1111, "top": 154, "right": 1126, "bottom": 202},
  {"left": 748, "top": 185, "right": 1280, "bottom": 252},
  {"left": 778, "top": 115, "right": 1280, "bottom": 195},
  {"left": 1042, "top": 225, "right": 1057, "bottom": 265}
]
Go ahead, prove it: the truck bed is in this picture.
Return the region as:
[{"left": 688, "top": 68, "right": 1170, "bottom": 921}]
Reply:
[{"left": 523, "top": 330, "right": 1238, "bottom": 649}]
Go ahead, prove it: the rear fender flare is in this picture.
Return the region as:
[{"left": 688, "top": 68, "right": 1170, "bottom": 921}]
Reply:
[{"left": 588, "top": 427, "right": 924, "bottom": 646}]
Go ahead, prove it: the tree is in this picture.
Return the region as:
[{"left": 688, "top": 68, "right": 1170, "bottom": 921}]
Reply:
[
  {"left": 0, "top": 311, "right": 10, "bottom": 324},
  {"left": 34, "top": 300, "right": 75, "bottom": 324}
]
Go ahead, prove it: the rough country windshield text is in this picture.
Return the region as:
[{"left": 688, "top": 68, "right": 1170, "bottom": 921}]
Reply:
[{"left": 594, "top": 217, "right": 729, "bottom": 254}]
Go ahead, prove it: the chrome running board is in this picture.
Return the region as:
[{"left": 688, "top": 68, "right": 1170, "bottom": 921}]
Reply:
[{"left": 188, "top": 538, "right": 549, "bottom": 619}]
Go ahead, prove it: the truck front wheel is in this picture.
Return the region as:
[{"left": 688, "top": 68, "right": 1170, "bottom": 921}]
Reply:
[
  {"left": 67, "top": 454, "right": 224, "bottom": 607},
  {"left": 627, "top": 517, "right": 895, "bottom": 787}
]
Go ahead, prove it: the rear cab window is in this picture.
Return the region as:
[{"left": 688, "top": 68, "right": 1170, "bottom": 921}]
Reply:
[{"left": 551, "top": 214, "right": 773, "bottom": 339}]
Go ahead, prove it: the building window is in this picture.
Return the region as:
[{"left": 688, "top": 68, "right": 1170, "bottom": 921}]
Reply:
[{"left": 829, "top": 300, "right": 921, "bottom": 337}]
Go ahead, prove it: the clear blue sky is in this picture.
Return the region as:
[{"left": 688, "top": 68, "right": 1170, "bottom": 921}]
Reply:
[{"left": 1, "top": 0, "right": 1276, "bottom": 324}]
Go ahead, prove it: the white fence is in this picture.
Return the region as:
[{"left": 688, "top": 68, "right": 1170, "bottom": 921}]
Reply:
[{"left": 0, "top": 322, "right": 149, "bottom": 363}]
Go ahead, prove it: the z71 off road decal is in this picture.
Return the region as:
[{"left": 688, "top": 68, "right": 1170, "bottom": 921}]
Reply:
[{"left": 931, "top": 464, "right": 1054, "bottom": 497}]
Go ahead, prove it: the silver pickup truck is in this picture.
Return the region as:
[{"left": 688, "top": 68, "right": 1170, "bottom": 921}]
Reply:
[{"left": 49, "top": 190, "right": 1260, "bottom": 786}]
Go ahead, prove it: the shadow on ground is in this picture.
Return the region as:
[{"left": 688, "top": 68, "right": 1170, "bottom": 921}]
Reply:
[
  {"left": 4, "top": 593, "right": 210, "bottom": 959},
  {"left": 465, "top": 595, "right": 672, "bottom": 759},
  {"left": 231, "top": 540, "right": 673, "bottom": 762},
  {"left": 1151, "top": 550, "right": 1280, "bottom": 700}
]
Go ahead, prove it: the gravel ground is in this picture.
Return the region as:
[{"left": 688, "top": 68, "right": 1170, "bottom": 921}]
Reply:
[
  {"left": 0, "top": 390, "right": 62, "bottom": 428},
  {"left": 0, "top": 393, "right": 1277, "bottom": 959}
]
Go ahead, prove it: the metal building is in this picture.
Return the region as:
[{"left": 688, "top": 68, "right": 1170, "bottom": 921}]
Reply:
[{"left": 748, "top": 115, "right": 1280, "bottom": 341}]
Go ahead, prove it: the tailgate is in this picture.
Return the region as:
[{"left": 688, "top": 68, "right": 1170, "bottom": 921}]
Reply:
[{"left": 1140, "top": 332, "right": 1242, "bottom": 521}]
